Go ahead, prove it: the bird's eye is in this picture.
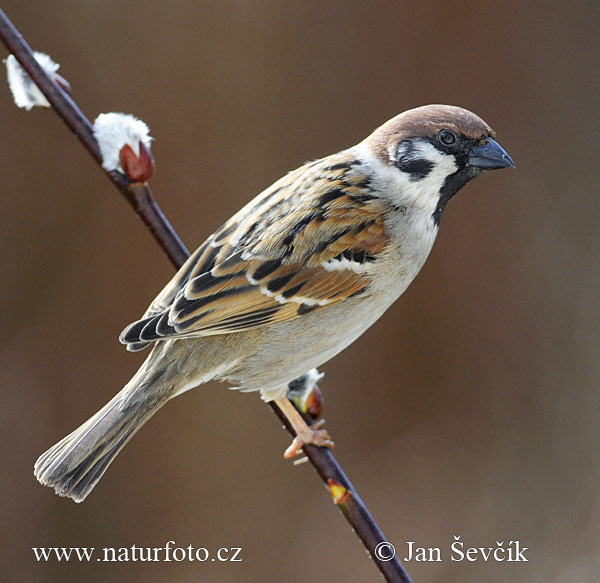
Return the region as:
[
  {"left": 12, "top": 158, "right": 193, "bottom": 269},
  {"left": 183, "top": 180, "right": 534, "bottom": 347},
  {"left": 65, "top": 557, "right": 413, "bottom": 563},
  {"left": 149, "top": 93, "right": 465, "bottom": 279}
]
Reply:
[{"left": 438, "top": 130, "right": 456, "bottom": 146}]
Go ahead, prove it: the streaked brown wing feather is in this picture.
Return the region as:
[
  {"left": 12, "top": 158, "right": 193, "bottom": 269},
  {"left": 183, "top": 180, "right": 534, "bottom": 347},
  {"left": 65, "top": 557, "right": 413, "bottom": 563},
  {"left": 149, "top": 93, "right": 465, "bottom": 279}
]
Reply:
[
  {"left": 166, "top": 257, "right": 372, "bottom": 336},
  {"left": 120, "top": 151, "right": 389, "bottom": 346}
]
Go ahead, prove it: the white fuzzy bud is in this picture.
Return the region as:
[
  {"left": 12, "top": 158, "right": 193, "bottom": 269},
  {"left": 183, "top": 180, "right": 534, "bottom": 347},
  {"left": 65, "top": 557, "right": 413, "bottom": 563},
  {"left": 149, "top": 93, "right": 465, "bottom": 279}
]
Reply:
[
  {"left": 93, "top": 112, "right": 153, "bottom": 174},
  {"left": 5, "top": 52, "right": 60, "bottom": 110}
]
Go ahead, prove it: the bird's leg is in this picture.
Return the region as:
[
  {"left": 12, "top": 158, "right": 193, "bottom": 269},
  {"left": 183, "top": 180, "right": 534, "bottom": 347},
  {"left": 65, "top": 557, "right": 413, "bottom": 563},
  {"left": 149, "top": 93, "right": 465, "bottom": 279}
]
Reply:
[{"left": 273, "top": 397, "right": 334, "bottom": 459}]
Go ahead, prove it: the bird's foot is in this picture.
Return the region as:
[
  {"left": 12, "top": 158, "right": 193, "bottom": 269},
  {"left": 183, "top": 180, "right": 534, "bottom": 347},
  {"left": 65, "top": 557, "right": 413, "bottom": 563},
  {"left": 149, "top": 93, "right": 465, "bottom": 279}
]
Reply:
[{"left": 283, "top": 419, "right": 334, "bottom": 459}]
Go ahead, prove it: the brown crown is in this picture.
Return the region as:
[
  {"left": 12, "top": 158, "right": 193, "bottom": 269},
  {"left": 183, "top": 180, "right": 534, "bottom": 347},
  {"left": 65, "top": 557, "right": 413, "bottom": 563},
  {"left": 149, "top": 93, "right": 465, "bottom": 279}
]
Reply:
[{"left": 366, "top": 104, "right": 495, "bottom": 161}]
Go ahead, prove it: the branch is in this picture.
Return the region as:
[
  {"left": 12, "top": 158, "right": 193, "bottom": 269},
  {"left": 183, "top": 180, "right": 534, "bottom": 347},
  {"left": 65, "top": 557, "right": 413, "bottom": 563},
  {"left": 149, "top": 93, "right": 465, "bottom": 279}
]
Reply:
[{"left": 0, "top": 9, "right": 411, "bottom": 582}]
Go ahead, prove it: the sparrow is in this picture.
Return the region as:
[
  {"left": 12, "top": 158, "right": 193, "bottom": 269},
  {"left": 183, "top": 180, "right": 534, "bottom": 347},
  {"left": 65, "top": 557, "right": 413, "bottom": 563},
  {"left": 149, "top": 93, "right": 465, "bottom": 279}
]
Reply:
[{"left": 34, "top": 104, "right": 514, "bottom": 502}]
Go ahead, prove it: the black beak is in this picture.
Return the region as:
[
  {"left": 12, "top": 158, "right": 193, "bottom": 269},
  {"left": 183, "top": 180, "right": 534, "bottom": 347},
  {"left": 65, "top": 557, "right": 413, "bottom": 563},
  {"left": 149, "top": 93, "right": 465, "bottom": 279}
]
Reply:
[{"left": 468, "top": 137, "right": 515, "bottom": 170}]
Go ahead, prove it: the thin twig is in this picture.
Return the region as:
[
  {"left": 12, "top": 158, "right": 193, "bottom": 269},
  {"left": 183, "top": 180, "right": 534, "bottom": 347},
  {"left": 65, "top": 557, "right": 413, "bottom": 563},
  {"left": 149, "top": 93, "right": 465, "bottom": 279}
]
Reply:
[
  {"left": 0, "top": 12, "right": 189, "bottom": 266},
  {"left": 0, "top": 9, "right": 411, "bottom": 582}
]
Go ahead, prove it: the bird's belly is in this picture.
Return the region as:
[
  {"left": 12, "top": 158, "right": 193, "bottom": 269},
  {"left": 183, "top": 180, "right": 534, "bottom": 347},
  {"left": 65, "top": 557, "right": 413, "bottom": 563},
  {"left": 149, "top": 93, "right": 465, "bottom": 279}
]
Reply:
[
  {"left": 220, "top": 243, "right": 434, "bottom": 396},
  {"left": 223, "top": 292, "right": 396, "bottom": 394}
]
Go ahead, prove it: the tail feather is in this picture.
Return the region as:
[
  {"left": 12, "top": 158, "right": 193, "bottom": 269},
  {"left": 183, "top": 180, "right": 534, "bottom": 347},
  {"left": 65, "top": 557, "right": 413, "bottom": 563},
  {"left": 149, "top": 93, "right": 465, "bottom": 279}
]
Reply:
[{"left": 34, "top": 366, "right": 171, "bottom": 502}]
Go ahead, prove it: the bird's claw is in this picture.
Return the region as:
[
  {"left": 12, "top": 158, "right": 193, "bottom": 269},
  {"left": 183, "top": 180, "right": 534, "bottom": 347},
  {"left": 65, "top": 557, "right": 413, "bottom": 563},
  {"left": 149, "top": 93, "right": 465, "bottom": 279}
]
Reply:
[{"left": 283, "top": 420, "right": 334, "bottom": 459}]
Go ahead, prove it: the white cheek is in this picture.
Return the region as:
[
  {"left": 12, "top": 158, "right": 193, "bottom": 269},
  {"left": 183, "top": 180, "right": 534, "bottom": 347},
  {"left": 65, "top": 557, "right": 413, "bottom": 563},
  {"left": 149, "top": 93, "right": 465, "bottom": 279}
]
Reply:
[
  {"left": 392, "top": 142, "right": 455, "bottom": 212},
  {"left": 353, "top": 140, "right": 457, "bottom": 219},
  {"left": 351, "top": 140, "right": 449, "bottom": 273}
]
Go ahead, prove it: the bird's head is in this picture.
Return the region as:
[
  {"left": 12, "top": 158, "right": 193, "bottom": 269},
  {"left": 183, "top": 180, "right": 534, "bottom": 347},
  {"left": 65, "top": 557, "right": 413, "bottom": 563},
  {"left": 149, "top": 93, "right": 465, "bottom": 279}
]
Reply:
[{"left": 365, "top": 104, "right": 514, "bottom": 225}]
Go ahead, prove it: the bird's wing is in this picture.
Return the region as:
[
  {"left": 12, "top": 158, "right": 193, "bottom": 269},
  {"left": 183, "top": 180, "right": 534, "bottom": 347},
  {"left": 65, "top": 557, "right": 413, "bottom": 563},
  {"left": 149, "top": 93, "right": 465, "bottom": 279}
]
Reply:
[{"left": 120, "top": 153, "right": 389, "bottom": 347}]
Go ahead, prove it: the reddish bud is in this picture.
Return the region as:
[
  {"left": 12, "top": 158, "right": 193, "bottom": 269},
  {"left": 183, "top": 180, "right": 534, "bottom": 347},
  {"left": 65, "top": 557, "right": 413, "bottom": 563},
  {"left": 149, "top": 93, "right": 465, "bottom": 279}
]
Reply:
[
  {"left": 303, "top": 383, "right": 324, "bottom": 419},
  {"left": 119, "top": 141, "right": 155, "bottom": 183}
]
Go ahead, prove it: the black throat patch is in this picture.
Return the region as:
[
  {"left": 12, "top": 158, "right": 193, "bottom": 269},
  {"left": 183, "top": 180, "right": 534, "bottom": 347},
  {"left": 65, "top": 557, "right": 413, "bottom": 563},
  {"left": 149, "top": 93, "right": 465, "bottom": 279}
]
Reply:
[{"left": 432, "top": 166, "right": 481, "bottom": 226}]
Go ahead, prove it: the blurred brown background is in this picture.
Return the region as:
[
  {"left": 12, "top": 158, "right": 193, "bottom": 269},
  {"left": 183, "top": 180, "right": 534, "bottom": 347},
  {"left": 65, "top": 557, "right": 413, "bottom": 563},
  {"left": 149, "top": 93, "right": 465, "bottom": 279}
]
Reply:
[{"left": 1, "top": 2, "right": 598, "bottom": 582}]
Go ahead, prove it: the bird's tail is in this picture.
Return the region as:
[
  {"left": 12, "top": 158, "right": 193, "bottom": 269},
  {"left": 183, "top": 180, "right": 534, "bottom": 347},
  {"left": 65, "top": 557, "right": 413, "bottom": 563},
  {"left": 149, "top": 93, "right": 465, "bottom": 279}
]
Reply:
[{"left": 34, "top": 350, "right": 173, "bottom": 502}]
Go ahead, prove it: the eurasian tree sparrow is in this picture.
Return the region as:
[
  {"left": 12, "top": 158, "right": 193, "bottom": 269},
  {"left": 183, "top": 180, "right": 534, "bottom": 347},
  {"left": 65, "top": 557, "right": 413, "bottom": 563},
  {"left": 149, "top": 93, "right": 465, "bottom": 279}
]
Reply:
[{"left": 35, "top": 104, "right": 514, "bottom": 502}]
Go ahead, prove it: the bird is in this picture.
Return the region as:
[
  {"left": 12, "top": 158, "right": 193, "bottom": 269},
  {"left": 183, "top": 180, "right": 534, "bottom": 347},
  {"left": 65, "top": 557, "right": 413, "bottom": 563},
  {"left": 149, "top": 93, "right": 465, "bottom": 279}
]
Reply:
[{"left": 34, "top": 104, "right": 514, "bottom": 502}]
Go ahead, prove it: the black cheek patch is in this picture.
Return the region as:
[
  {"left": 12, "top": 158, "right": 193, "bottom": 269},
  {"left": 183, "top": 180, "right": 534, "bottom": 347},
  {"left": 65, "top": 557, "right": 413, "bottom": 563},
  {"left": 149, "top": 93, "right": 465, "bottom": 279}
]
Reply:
[
  {"left": 394, "top": 156, "right": 434, "bottom": 180},
  {"left": 393, "top": 141, "right": 434, "bottom": 181}
]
